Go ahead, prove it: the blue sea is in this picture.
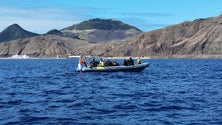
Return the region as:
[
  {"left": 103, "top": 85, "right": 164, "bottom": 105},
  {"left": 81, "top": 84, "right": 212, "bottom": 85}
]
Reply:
[{"left": 0, "top": 58, "right": 222, "bottom": 125}]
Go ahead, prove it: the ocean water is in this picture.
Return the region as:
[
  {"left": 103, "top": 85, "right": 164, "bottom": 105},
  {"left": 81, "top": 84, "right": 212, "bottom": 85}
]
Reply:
[{"left": 0, "top": 58, "right": 222, "bottom": 124}]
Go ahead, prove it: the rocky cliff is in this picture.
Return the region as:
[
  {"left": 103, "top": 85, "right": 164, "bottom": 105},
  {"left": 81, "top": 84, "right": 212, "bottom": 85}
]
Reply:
[
  {"left": 130, "top": 14, "right": 222, "bottom": 57},
  {"left": 93, "top": 14, "right": 222, "bottom": 58}
]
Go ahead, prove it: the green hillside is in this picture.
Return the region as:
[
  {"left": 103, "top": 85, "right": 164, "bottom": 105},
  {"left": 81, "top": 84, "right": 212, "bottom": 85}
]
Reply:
[{"left": 64, "top": 18, "right": 141, "bottom": 31}]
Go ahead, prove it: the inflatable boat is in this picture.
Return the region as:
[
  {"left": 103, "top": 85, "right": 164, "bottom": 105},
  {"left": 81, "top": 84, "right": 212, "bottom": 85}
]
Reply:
[{"left": 76, "top": 57, "right": 150, "bottom": 72}]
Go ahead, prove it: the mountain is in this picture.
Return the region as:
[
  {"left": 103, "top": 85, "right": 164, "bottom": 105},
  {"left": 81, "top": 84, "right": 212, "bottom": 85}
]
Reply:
[
  {"left": 0, "top": 24, "right": 39, "bottom": 43},
  {"left": 45, "top": 29, "right": 80, "bottom": 39},
  {"left": 1, "top": 15, "right": 222, "bottom": 58},
  {"left": 62, "top": 18, "right": 142, "bottom": 42},
  {"left": 0, "top": 35, "right": 93, "bottom": 57},
  {"left": 45, "top": 29, "right": 63, "bottom": 36},
  {"left": 77, "top": 14, "right": 222, "bottom": 58},
  {"left": 116, "top": 14, "right": 222, "bottom": 57},
  {"left": 0, "top": 19, "right": 142, "bottom": 57},
  {"left": 123, "top": 14, "right": 222, "bottom": 58},
  {"left": 63, "top": 18, "right": 141, "bottom": 31}
]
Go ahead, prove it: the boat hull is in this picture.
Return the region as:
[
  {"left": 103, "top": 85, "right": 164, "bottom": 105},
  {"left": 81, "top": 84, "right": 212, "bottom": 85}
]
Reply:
[{"left": 77, "top": 62, "right": 150, "bottom": 72}]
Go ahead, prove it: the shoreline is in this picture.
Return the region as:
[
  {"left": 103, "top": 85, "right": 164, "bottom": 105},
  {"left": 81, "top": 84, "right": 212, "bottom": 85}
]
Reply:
[
  {"left": 1, "top": 54, "right": 222, "bottom": 59},
  {"left": 1, "top": 56, "right": 222, "bottom": 60}
]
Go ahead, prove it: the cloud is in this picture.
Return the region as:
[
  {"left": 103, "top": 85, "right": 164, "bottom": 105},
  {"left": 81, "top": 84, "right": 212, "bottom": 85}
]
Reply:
[
  {"left": 119, "top": 12, "right": 174, "bottom": 17},
  {"left": 118, "top": 17, "right": 171, "bottom": 32},
  {"left": 0, "top": 6, "right": 175, "bottom": 33},
  {"left": 0, "top": 6, "right": 90, "bottom": 33},
  {"left": 145, "top": 24, "right": 171, "bottom": 30}
]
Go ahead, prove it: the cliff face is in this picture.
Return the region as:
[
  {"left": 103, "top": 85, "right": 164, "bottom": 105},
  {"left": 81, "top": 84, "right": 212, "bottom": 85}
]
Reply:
[{"left": 104, "top": 14, "right": 222, "bottom": 57}]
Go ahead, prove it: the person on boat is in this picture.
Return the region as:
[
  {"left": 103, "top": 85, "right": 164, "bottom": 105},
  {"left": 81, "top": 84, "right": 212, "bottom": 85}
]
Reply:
[
  {"left": 137, "top": 57, "right": 142, "bottom": 64},
  {"left": 123, "top": 59, "right": 128, "bottom": 66},
  {"left": 89, "top": 57, "right": 98, "bottom": 67},
  {"left": 105, "top": 59, "right": 113, "bottom": 66},
  {"left": 112, "top": 59, "right": 119, "bottom": 66},
  {"left": 99, "top": 58, "right": 105, "bottom": 67},
  {"left": 80, "top": 55, "right": 87, "bottom": 67},
  {"left": 127, "top": 57, "right": 134, "bottom": 66}
]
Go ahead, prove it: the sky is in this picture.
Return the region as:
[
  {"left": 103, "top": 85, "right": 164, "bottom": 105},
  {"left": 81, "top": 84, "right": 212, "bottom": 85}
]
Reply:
[{"left": 0, "top": 0, "right": 222, "bottom": 34}]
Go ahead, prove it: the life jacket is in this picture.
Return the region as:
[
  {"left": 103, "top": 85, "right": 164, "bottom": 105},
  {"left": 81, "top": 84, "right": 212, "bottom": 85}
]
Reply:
[
  {"left": 80, "top": 57, "right": 86, "bottom": 64},
  {"left": 137, "top": 58, "right": 142, "bottom": 64},
  {"left": 100, "top": 60, "right": 105, "bottom": 67}
]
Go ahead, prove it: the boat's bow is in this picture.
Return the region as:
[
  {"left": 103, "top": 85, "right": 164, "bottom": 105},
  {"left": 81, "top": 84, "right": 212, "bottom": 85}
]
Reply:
[{"left": 76, "top": 56, "right": 82, "bottom": 71}]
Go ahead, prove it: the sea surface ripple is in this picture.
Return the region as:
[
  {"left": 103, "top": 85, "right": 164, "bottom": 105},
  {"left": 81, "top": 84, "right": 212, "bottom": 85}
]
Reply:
[{"left": 0, "top": 58, "right": 222, "bottom": 124}]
